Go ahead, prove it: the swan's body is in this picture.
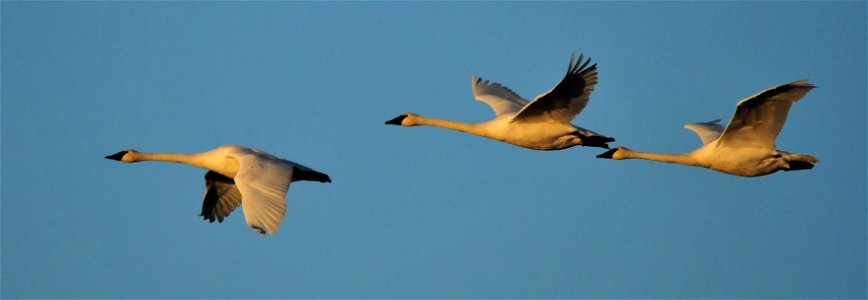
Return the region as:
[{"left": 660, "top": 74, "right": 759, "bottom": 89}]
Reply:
[
  {"left": 597, "top": 80, "right": 818, "bottom": 177},
  {"left": 386, "top": 53, "right": 614, "bottom": 150},
  {"left": 105, "top": 145, "right": 330, "bottom": 236}
]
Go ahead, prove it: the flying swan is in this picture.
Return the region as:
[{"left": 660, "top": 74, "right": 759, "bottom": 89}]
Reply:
[
  {"left": 597, "top": 80, "right": 819, "bottom": 177},
  {"left": 105, "top": 145, "right": 331, "bottom": 236},
  {"left": 385, "top": 53, "right": 614, "bottom": 150}
]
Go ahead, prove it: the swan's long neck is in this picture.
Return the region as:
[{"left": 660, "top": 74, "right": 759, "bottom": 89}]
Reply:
[
  {"left": 626, "top": 150, "right": 700, "bottom": 166},
  {"left": 132, "top": 152, "right": 209, "bottom": 168},
  {"left": 110, "top": 148, "right": 239, "bottom": 178},
  {"left": 412, "top": 115, "right": 485, "bottom": 136},
  {"left": 132, "top": 151, "right": 239, "bottom": 178}
]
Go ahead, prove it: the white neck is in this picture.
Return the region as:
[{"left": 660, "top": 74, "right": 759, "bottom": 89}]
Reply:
[
  {"left": 133, "top": 152, "right": 203, "bottom": 165},
  {"left": 412, "top": 115, "right": 486, "bottom": 136},
  {"left": 625, "top": 150, "right": 701, "bottom": 167},
  {"left": 128, "top": 151, "right": 239, "bottom": 178}
]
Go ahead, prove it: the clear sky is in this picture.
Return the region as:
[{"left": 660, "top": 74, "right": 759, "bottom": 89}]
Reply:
[{"left": 2, "top": 2, "right": 865, "bottom": 298}]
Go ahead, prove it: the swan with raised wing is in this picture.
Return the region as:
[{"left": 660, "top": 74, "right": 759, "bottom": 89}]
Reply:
[
  {"left": 386, "top": 53, "right": 614, "bottom": 150},
  {"left": 597, "top": 80, "right": 818, "bottom": 177},
  {"left": 105, "top": 145, "right": 331, "bottom": 236}
]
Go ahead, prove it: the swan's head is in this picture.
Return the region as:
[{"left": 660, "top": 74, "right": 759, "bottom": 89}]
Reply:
[
  {"left": 105, "top": 149, "right": 139, "bottom": 163},
  {"left": 596, "top": 147, "right": 632, "bottom": 160},
  {"left": 385, "top": 113, "right": 419, "bottom": 126}
]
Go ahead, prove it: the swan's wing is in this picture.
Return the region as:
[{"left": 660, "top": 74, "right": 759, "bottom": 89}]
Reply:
[
  {"left": 200, "top": 171, "right": 242, "bottom": 223},
  {"left": 511, "top": 53, "right": 598, "bottom": 124},
  {"left": 471, "top": 75, "right": 528, "bottom": 116},
  {"left": 683, "top": 119, "right": 724, "bottom": 145},
  {"left": 232, "top": 152, "right": 293, "bottom": 237},
  {"left": 717, "top": 80, "right": 814, "bottom": 149}
]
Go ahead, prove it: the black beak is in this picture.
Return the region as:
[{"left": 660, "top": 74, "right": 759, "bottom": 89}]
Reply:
[
  {"left": 596, "top": 148, "right": 618, "bottom": 159},
  {"left": 105, "top": 151, "right": 128, "bottom": 161},
  {"left": 385, "top": 114, "right": 407, "bottom": 125}
]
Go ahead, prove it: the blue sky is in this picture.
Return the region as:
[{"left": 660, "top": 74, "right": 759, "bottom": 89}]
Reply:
[{"left": 2, "top": 2, "right": 865, "bottom": 298}]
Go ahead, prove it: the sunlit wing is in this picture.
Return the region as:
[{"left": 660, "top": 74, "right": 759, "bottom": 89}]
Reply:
[
  {"left": 471, "top": 74, "right": 528, "bottom": 117},
  {"left": 511, "top": 53, "right": 598, "bottom": 124},
  {"left": 717, "top": 80, "right": 814, "bottom": 149},
  {"left": 200, "top": 171, "right": 242, "bottom": 223},
  {"left": 683, "top": 119, "right": 724, "bottom": 145},
  {"left": 233, "top": 153, "right": 293, "bottom": 237}
]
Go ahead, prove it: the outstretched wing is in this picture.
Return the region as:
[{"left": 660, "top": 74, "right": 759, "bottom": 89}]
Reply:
[
  {"left": 683, "top": 119, "right": 724, "bottom": 145},
  {"left": 471, "top": 75, "right": 528, "bottom": 117},
  {"left": 511, "top": 53, "right": 598, "bottom": 124},
  {"left": 200, "top": 171, "right": 242, "bottom": 223},
  {"left": 232, "top": 151, "right": 293, "bottom": 237},
  {"left": 717, "top": 80, "right": 814, "bottom": 149}
]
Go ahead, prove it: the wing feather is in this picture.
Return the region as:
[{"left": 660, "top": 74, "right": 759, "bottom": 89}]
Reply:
[
  {"left": 683, "top": 119, "right": 724, "bottom": 145},
  {"left": 471, "top": 75, "right": 528, "bottom": 116},
  {"left": 717, "top": 80, "right": 814, "bottom": 149},
  {"left": 511, "top": 53, "right": 598, "bottom": 124},
  {"left": 232, "top": 150, "right": 293, "bottom": 237},
  {"left": 200, "top": 171, "right": 242, "bottom": 223}
]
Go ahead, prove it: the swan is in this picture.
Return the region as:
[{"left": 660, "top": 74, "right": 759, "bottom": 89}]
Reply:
[
  {"left": 385, "top": 53, "right": 614, "bottom": 150},
  {"left": 105, "top": 145, "right": 331, "bottom": 236},
  {"left": 597, "top": 80, "right": 819, "bottom": 177}
]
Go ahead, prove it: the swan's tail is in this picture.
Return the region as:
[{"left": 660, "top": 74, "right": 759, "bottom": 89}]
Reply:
[
  {"left": 780, "top": 151, "right": 819, "bottom": 172},
  {"left": 581, "top": 135, "right": 615, "bottom": 149},
  {"left": 293, "top": 168, "right": 332, "bottom": 183}
]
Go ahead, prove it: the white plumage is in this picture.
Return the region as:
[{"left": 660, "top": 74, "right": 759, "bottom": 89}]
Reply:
[
  {"left": 106, "top": 145, "right": 330, "bottom": 236},
  {"left": 597, "top": 80, "right": 819, "bottom": 177},
  {"left": 386, "top": 53, "right": 614, "bottom": 150}
]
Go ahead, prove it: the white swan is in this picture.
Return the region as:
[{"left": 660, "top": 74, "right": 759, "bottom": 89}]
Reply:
[
  {"left": 385, "top": 53, "right": 614, "bottom": 150},
  {"left": 597, "top": 80, "right": 819, "bottom": 177},
  {"left": 105, "top": 145, "right": 331, "bottom": 236}
]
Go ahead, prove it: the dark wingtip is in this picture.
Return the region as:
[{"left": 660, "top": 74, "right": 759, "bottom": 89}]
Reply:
[
  {"left": 105, "top": 151, "right": 128, "bottom": 161},
  {"left": 200, "top": 213, "right": 217, "bottom": 223},
  {"left": 385, "top": 114, "right": 408, "bottom": 125},
  {"left": 596, "top": 148, "right": 618, "bottom": 159}
]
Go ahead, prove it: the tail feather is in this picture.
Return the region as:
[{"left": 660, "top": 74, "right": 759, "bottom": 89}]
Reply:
[
  {"left": 581, "top": 134, "right": 615, "bottom": 149},
  {"left": 293, "top": 168, "right": 332, "bottom": 183}
]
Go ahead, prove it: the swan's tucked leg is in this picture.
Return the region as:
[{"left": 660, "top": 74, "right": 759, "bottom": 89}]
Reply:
[
  {"left": 250, "top": 225, "right": 266, "bottom": 237},
  {"left": 780, "top": 152, "right": 819, "bottom": 171}
]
